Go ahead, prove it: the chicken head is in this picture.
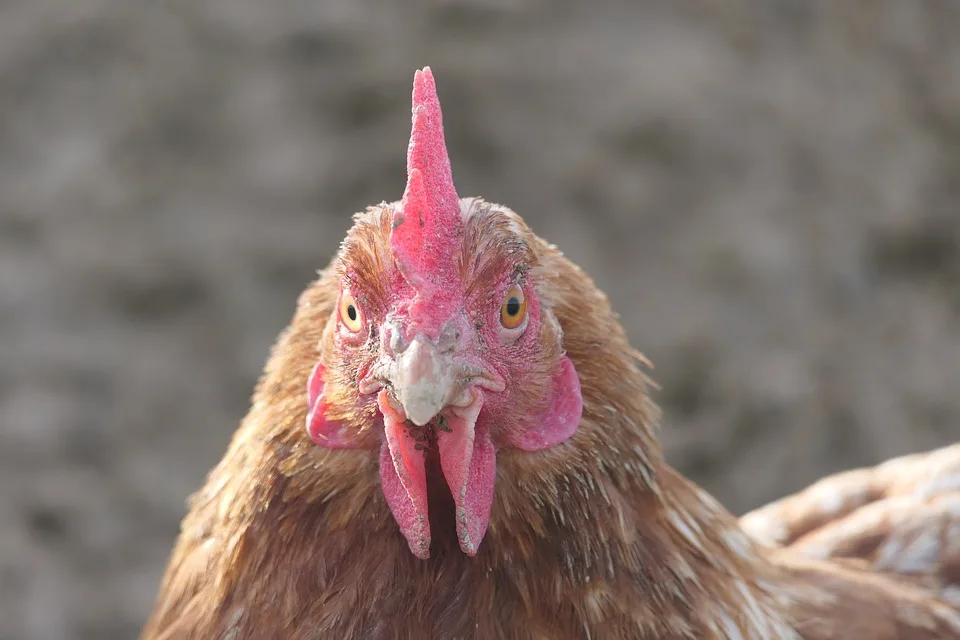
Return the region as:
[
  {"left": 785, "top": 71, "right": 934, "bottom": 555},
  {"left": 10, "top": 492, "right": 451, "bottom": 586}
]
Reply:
[{"left": 303, "top": 68, "right": 583, "bottom": 559}]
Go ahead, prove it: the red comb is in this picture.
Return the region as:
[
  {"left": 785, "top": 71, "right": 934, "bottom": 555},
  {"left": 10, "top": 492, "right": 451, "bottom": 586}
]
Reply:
[{"left": 391, "top": 67, "right": 461, "bottom": 285}]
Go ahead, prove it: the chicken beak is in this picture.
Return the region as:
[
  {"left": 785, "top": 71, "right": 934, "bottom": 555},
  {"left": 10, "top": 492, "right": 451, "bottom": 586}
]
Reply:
[{"left": 393, "top": 334, "right": 457, "bottom": 427}]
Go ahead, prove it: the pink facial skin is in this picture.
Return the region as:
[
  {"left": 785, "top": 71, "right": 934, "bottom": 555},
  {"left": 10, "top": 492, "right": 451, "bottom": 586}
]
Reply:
[{"left": 305, "top": 67, "right": 583, "bottom": 559}]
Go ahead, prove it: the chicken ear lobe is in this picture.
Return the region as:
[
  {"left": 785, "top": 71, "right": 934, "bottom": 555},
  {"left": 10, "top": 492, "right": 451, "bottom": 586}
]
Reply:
[
  {"left": 506, "top": 355, "right": 583, "bottom": 451},
  {"left": 305, "top": 362, "right": 364, "bottom": 448}
]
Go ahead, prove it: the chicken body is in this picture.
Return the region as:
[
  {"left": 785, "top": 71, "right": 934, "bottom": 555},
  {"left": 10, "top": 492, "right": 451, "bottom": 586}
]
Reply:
[
  {"left": 142, "top": 69, "right": 960, "bottom": 640},
  {"left": 742, "top": 444, "right": 960, "bottom": 608}
]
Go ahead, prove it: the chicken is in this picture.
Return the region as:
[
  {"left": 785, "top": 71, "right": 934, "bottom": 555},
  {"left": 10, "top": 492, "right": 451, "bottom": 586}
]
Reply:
[
  {"left": 141, "top": 67, "right": 960, "bottom": 639},
  {"left": 741, "top": 444, "right": 960, "bottom": 607}
]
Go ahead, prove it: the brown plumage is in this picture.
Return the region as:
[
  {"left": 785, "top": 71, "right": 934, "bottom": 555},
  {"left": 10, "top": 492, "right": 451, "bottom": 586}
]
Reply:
[
  {"left": 141, "top": 68, "right": 960, "bottom": 639},
  {"left": 742, "top": 444, "right": 960, "bottom": 608}
]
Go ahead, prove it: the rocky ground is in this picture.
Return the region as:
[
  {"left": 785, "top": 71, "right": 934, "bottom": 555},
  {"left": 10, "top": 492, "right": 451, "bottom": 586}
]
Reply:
[{"left": 1, "top": 1, "right": 959, "bottom": 638}]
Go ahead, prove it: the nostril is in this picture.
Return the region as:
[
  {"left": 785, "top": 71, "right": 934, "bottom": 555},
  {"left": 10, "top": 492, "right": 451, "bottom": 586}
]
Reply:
[
  {"left": 438, "top": 322, "right": 459, "bottom": 353},
  {"left": 384, "top": 322, "right": 407, "bottom": 356},
  {"left": 391, "top": 331, "right": 405, "bottom": 355}
]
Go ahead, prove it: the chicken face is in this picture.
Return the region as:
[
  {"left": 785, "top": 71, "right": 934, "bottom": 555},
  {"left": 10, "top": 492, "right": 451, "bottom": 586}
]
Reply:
[{"left": 304, "top": 68, "right": 583, "bottom": 559}]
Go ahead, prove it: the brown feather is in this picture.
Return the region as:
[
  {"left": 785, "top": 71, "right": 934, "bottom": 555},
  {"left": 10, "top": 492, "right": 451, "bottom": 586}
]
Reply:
[{"left": 742, "top": 444, "right": 960, "bottom": 608}]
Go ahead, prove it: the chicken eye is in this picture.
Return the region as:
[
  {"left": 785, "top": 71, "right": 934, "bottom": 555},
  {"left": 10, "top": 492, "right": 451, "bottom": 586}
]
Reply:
[
  {"left": 339, "top": 291, "right": 364, "bottom": 333},
  {"left": 499, "top": 285, "right": 527, "bottom": 330}
]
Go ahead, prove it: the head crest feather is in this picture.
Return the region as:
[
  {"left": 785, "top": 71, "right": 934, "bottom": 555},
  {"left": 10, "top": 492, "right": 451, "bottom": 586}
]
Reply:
[{"left": 390, "top": 67, "right": 461, "bottom": 286}]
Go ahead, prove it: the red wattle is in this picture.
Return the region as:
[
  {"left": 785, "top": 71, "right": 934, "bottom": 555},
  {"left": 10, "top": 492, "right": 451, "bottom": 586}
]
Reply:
[
  {"left": 378, "top": 390, "right": 431, "bottom": 558},
  {"left": 435, "top": 390, "right": 495, "bottom": 556}
]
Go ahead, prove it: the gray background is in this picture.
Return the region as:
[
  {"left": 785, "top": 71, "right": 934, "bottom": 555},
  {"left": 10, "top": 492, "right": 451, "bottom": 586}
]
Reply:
[{"left": 2, "top": 2, "right": 959, "bottom": 638}]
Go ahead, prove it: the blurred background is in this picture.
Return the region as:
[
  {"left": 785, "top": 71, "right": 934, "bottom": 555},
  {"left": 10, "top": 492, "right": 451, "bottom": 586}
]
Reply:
[{"left": 2, "top": 1, "right": 959, "bottom": 638}]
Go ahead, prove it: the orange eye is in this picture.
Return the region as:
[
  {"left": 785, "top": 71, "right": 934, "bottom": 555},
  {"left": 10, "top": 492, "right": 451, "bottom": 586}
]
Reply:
[
  {"left": 339, "top": 291, "right": 363, "bottom": 333},
  {"left": 499, "top": 285, "right": 527, "bottom": 330}
]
